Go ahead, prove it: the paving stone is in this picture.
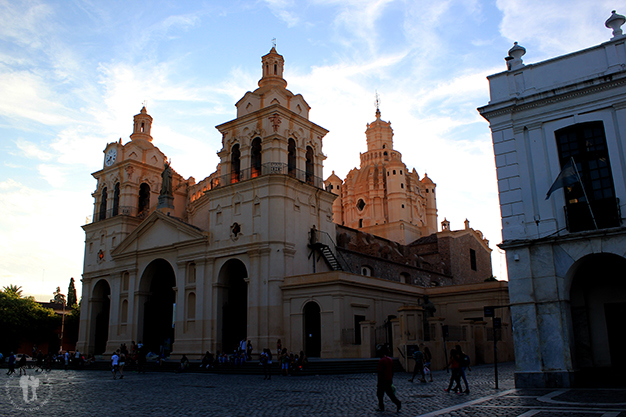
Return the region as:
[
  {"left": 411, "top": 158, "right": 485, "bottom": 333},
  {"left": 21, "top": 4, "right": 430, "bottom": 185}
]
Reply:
[{"left": 1, "top": 362, "right": 625, "bottom": 416}]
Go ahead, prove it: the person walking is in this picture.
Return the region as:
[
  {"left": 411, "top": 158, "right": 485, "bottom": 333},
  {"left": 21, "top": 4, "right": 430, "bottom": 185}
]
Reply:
[
  {"left": 261, "top": 348, "right": 272, "bottom": 380},
  {"left": 423, "top": 346, "right": 434, "bottom": 382},
  {"left": 6, "top": 352, "right": 16, "bottom": 375},
  {"left": 18, "top": 354, "right": 27, "bottom": 376},
  {"left": 408, "top": 345, "right": 425, "bottom": 383},
  {"left": 444, "top": 348, "right": 462, "bottom": 393},
  {"left": 455, "top": 345, "right": 471, "bottom": 394},
  {"left": 111, "top": 350, "right": 120, "bottom": 380},
  {"left": 376, "top": 347, "right": 401, "bottom": 412}
]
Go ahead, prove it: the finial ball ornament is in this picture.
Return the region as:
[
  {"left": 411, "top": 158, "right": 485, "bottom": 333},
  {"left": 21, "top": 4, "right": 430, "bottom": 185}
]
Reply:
[{"left": 606, "top": 10, "right": 626, "bottom": 38}]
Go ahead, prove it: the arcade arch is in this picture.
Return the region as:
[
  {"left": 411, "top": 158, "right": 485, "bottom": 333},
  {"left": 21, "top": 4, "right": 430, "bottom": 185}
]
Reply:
[
  {"left": 217, "top": 259, "right": 248, "bottom": 353},
  {"left": 138, "top": 259, "right": 176, "bottom": 355},
  {"left": 89, "top": 279, "right": 111, "bottom": 355},
  {"left": 569, "top": 253, "right": 626, "bottom": 372}
]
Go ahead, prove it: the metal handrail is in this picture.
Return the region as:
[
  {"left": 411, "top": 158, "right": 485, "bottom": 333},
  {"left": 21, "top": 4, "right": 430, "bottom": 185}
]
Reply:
[{"left": 310, "top": 228, "right": 351, "bottom": 272}]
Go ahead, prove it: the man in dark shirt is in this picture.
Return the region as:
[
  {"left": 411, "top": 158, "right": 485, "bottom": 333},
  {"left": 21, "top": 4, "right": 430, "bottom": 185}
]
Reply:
[{"left": 376, "top": 347, "right": 401, "bottom": 412}]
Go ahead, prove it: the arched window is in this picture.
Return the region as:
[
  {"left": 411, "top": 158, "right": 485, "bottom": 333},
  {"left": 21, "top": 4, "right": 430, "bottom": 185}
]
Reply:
[
  {"left": 98, "top": 187, "right": 108, "bottom": 221},
  {"left": 306, "top": 146, "right": 314, "bottom": 185},
  {"left": 120, "top": 299, "right": 128, "bottom": 323},
  {"left": 400, "top": 273, "right": 410, "bottom": 284},
  {"left": 251, "top": 138, "right": 262, "bottom": 178},
  {"left": 361, "top": 266, "right": 372, "bottom": 276},
  {"left": 187, "top": 262, "right": 196, "bottom": 284},
  {"left": 274, "top": 63, "right": 277, "bottom": 75},
  {"left": 138, "top": 183, "right": 150, "bottom": 215},
  {"left": 113, "top": 182, "right": 120, "bottom": 216},
  {"left": 288, "top": 138, "right": 296, "bottom": 176},
  {"left": 231, "top": 144, "right": 241, "bottom": 183},
  {"left": 187, "top": 292, "right": 196, "bottom": 320}
]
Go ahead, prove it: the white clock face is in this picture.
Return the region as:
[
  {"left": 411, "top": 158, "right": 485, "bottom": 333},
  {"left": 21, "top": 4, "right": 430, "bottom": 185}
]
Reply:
[{"left": 105, "top": 148, "right": 117, "bottom": 166}]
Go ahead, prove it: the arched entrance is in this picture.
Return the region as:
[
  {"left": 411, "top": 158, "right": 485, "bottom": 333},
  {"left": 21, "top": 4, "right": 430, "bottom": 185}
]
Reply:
[
  {"left": 217, "top": 259, "right": 248, "bottom": 353},
  {"left": 90, "top": 279, "right": 111, "bottom": 355},
  {"left": 303, "top": 301, "right": 321, "bottom": 357},
  {"left": 139, "top": 259, "right": 176, "bottom": 355},
  {"left": 570, "top": 253, "right": 626, "bottom": 384}
]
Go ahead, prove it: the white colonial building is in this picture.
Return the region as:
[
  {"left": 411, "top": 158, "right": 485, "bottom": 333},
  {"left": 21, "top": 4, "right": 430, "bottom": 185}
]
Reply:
[{"left": 479, "top": 11, "right": 626, "bottom": 387}]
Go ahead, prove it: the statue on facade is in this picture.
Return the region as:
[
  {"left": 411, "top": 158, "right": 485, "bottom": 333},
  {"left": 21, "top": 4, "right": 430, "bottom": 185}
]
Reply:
[
  {"left": 160, "top": 161, "right": 173, "bottom": 196},
  {"left": 421, "top": 295, "right": 436, "bottom": 318}
]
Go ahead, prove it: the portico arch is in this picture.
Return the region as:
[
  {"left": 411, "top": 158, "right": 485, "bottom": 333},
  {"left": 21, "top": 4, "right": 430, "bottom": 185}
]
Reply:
[
  {"left": 217, "top": 259, "right": 248, "bottom": 353},
  {"left": 569, "top": 253, "right": 626, "bottom": 380},
  {"left": 138, "top": 259, "right": 176, "bottom": 355},
  {"left": 89, "top": 279, "right": 111, "bottom": 355}
]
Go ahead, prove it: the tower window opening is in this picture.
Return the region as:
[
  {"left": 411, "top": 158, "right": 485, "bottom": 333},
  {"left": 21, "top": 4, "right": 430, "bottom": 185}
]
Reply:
[
  {"left": 141, "top": 122, "right": 145, "bottom": 133},
  {"left": 231, "top": 144, "right": 241, "bottom": 183},
  {"left": 358, "top": 219, "right": 363, "bottom": 228},
  {"left": 274, "top": 63, "right": 277, "bottom": 75},
  {"left": 306, "top": 146, "right": 314, "bottom": 185},
  {"left": 288, "top": 138, "right": 296, "bottom": 176},
  {"left": 138, "top": 183, "right": 150, "bottom": 215},
  {"left": 99, "top": 187, "right": 108, "bottom": 221},
  {"left": 401, "top": 183, "right": 404, "bottom": 189},
  {"left": 384, "top": 151, "right": 388, "bottom": 156},
  {"left": 113, "top": 182, "right": 120, "bottom": 216},
  {"left": 251, "top": 138, "right": 262, "bottom": 178},
  {"left": 356, "top": 199, "right": 366, "bottom": 211},
  {"left": 393, "top": 170, "right": 396, "bottom": 175}
]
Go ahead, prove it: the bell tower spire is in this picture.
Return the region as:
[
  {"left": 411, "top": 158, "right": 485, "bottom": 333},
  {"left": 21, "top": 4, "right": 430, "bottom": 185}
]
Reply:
[
  {"left": 130, "top": 106, "right": 153, "bottom": 142},
  {"left": 258, "top": 46, "right": 287, "bottom": 89}
]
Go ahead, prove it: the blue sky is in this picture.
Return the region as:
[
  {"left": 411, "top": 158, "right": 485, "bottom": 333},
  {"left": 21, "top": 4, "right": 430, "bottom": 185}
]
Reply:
[{"left": 0, "top": 0, "right": 618, "bottom": 300}]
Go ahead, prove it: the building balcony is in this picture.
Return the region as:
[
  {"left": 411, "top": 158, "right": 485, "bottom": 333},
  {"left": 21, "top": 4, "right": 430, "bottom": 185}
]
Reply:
[{"left": 564, "top": 197, "right": 622, "bottom": 233}]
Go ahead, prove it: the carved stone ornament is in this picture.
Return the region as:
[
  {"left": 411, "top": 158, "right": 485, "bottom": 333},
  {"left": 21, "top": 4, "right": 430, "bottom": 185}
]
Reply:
[{"left": 269, "top": 113, "right": 282, "bottom": 132}]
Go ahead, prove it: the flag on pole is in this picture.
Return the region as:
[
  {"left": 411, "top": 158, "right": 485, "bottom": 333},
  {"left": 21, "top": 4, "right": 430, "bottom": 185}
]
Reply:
[{"left": 545, "top": 159, "right": 580, "bottom": 200}]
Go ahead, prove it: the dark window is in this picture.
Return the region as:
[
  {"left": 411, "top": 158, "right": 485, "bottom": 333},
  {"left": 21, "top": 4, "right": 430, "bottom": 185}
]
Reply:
[
  {"left": 357, "top": 199, "right": 366, "bottom": 211},
  {"left": 288, "top": 138, "right": 296, "bottom": 176},
  {"left": 306, "top": 146, "right": 314, "bottom": 184},
  {"left": 354, "top": 315, "right": 366, "bottom": 345},
  {"left": 251, "top": 138, "right": 262, "bottom": 178},
  {"left": 401, "top": 183, "right": 404, "bottom": 189},
  {"left": 470, "top": 249, "right": 477, "bottom": 271},
  {"left": 138, "top": 183, "right": 150, "bottom": 215},
  {"left": 113, "top": 183, "right": 120, "bottom": 216},
  {"left": 98, "top": 187, "right": 108, "bottom": 221},
  {"left": 359, "top": 219, "right": 363, "bottom": 228},
  {"left": 555, "top": 122, "right": 620, "bottom": 232},
  {"left": 231, "top": 144, "right": 241, "bottom": 183},
  {"left": 393, "top": 170, "right": 396, "bottom": 175}
]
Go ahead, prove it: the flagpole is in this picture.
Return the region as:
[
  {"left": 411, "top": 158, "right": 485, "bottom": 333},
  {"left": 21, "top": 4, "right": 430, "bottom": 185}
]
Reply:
[{"left": 570, "top": 157, "right": 598, "bottom": 230}]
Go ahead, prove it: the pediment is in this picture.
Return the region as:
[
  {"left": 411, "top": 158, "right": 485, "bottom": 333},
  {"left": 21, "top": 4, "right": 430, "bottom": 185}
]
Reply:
[{"left": 112, "top": 210, "right": 205, "bottom": 257}]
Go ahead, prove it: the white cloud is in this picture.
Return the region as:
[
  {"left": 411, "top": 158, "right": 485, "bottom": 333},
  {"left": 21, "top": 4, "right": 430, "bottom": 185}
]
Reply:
[
  {"left": 15, "top": 138, "right": 54, "bottom": 161},
  {"left": 497, "top": 0, "right": 617, "bottom": 58}
]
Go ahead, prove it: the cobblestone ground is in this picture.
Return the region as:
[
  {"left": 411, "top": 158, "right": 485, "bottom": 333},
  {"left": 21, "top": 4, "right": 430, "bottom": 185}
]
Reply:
[{"left": 2, "top": 362, "right": 625, "bottom": 416}]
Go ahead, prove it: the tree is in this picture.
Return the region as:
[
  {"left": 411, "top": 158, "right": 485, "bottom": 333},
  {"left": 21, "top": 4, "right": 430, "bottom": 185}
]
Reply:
[
  {"left": 68, "top": 278, "right": 77, "bottom": 308},
  {"left": 51, "top": 287, "right": 66, "bottom": 305},
  {"left": 0, "top": 286, "right": 60, "bottom": 354},
  {"left": 2, "top": 284, "right": 22, "bottom": 297}
]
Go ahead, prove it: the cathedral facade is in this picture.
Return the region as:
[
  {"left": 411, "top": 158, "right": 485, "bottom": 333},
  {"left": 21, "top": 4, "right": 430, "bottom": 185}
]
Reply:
[{"left": 77, "top": 48, "right": 511, "bottom": 365}]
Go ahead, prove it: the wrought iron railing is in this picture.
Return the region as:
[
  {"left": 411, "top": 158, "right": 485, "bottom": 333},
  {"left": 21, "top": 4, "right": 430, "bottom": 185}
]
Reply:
[
  {"left": 564, "top": 197, "right": 622, "bottom": 232},
  {"left": 87, "top": 206, "right": 151, "bottom": 224},
  {"left": 222, "top": 163, "right": 323, "bottom": 189}
]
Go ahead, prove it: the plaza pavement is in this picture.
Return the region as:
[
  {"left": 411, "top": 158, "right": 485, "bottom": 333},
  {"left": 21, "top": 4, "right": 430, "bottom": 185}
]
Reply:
[{"left": 2, "top": 361, "right": 625, "bottom": 416}]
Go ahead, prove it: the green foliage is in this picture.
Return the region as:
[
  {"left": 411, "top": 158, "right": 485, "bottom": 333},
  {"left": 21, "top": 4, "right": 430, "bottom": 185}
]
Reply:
[
  {"left": 52, "top": 286, "right": 66, "bottom": 305},
  {"left": 2, "top": 284, "right": 22, "bottom": 297},
  {"left": 68, "top": 277, "right": 77, "bottom": 308},
  {"left": 64, "top": 300, "right": 82, "bottom": 344},
  {"left": 0, "top": 287, "right": 61, "bottom": 354}
]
